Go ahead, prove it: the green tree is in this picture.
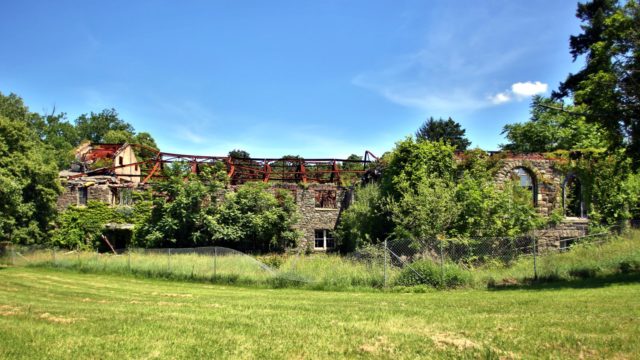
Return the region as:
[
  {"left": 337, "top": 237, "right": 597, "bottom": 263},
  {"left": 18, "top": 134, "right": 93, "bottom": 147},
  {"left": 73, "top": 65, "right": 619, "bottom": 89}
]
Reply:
[
  {"left": 415, "top": 117, "right": 471, "bottom": 151},
  {"left": 553, "top": 0, "right": 640, "bottom": 166},
  {"left": 211, "top": 182, "right": 300, "bottom": 252},
  {"left": 75, "top": 108, "right": 135, "bottom": 143},
  {"left": 0, "top": 114, "right": 61, "bottom": 244},
  {"left": 380, "top": 137, "right": 457, "bottom": 199},
  {"left": 501, "top": 96, "right": 610, "bottom": 152},
  {"left": 381, "top": 139, "right": 459, "bottom": 241},
  {"left": 228, "top": 149, "right": 251, "bottom": 158},
  {"left": 334, "top": 184, "right": 390, "bottom": 251}
]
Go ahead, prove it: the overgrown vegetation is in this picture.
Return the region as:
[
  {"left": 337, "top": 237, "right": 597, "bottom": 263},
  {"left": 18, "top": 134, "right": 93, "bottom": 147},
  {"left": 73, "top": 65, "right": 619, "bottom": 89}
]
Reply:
[
  {"left": 336, "top": 139, "right": 540, "bottom": 250},
  {"left": 134, "top": 163, "right": 301, "bottom": 252}
]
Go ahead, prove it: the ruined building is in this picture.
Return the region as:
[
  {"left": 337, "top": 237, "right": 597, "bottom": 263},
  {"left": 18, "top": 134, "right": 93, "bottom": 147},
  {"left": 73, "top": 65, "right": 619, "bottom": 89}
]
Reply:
[{"left": 57, "top": 144, "right": 588, "bottom": 250}]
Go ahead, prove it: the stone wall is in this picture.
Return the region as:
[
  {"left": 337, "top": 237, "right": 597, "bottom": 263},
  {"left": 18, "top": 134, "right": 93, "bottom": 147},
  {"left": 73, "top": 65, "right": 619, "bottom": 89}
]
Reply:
[
  {"left": 56, "top": 185, "right": 80, "bottom": 210},
  {"left": 494, "top": 156, "right": 564, "bottom": 216},
  {"left": 535, "top": 218, "right": 589, "bottom": 249},
  {"left": 289, "top": 184, "right": 350, "bottom": 251},
  {"left": 57, "top": 183, "right": 115, "bottom": 211}
]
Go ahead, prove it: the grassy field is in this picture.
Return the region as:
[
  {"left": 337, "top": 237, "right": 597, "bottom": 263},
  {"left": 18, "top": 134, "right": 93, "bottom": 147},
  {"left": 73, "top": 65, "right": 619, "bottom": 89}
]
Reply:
[
  {"left": 5, "top": 231, "right": 639, "bottom": 291},
  {"left": 1, "top": 267, "right": 639, "bottom": 359}
]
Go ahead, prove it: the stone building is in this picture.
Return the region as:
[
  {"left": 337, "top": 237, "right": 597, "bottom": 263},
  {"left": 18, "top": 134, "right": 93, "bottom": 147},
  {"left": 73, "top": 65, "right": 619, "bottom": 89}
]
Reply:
[
  {"left": 57, "top": 143, "right": 143, "bottom": 210},
  {"left": 493, "top": 154, "right": 589, "bottom": 248},
  {"left": 56, "top": 144, "right": 591, "bottom": 250}
]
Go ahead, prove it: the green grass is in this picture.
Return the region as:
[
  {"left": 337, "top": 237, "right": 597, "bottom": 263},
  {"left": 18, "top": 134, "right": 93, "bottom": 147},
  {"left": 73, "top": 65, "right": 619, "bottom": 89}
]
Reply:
[
  {"left": 6, "top": 248, "right": 394, "bottom": 290},
  {"left": 4, "top": 230, "right": 640, "bottom": 291},
  {"left": 0, "top": 267, "right": 639, "bottom": 359},
  {"left": 473, "top": 230, "right": 640, "bottom": 286}
]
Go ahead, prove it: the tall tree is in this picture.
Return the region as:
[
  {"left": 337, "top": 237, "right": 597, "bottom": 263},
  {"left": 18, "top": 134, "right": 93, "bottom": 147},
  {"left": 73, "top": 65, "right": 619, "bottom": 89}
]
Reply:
[
  {"left": 0, "top": 93, "right": 61, "bottom": 244},
  {"left": 501, "top": 96, "right": 610, "bottom": 152},
  {"left": 552, "top": 0, "right": 640, "bottom": 166},
  {"left": 415, "top": 117, "right": 471, "bottom": 151},
  {"left": 75, "top": 108, "right": 135, "bottom": 143}
]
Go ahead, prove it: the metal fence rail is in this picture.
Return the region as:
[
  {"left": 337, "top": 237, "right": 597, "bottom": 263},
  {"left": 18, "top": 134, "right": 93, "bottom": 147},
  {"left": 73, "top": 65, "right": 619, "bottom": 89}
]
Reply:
[{"left": 0, "top": 228, "right": 632, "bottom": 288}]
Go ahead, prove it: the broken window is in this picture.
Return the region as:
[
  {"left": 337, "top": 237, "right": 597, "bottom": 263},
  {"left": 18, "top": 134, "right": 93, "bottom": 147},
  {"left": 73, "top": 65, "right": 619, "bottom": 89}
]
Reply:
[
  {"left": 512, "top": 167, "right": 537, "bottom": 206},
  {"left": 314, "top": 229, "right": 335, "bottom": 250},
  {"left": 114, "top": 188, "right": 133, "bottom": 206},
  {"left": 119, "top": 156, "right": 124, "bottom": 166},
  {"left": 315, "top": 190, "right": 337, "bottom": 208},
  {"left": 563, "top": 175, "right": 585, "bottom": 218},
  {"left": 78, "top": 187, "right": 88, "bottom": 206}
]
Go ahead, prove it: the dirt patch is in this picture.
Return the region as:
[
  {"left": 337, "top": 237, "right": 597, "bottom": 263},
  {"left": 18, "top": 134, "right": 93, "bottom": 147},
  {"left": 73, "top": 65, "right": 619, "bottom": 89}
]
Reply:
[
  {"left": 156, "top": 301, "right": 186, "bottom": 307},
  {"left": 0, "top": 305, "right": 21, "bottom": 316},
  {"left": 206, "top": 303, "right": 223, "bottom": 308},
  {"left": 359, "top": 336, "right": 395, "bottom": 355},
  {"left": 39, "top": 312, "right": 82, "bottom": 324},
  {"left": 431, "top": 332, "right": 480, "bottom": 351},
  {"left": 162, "top": 293, "right": 193, "bottom": 298},
  {"left": 151, "top": 292, "right": 193, "bottom": 298}
]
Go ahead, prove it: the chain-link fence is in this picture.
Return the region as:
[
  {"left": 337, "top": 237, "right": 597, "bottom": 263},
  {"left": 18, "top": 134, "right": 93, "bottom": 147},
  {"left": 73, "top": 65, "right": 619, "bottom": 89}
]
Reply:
[{"left": 1, "top": 227, "right": 635, "bottom": 289}]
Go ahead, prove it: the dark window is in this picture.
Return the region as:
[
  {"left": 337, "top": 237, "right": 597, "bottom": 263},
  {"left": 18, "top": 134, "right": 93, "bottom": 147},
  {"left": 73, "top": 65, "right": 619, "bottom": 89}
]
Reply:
[
  {"left": 78, "top": 187, "right": 88, "bottom": 206},
  {"left": 314, "top": 229, "right": 335, "bottom": 250},
  {"left": 314, "top": 230, "right": 325, "bottom": 249},
  {"left": 563, "top": 175, "right": 585, "bottom": 218},
  {"left": 119, "top": 156, "right": 124, "bottom": 166},
  {"left": 315, "top": 190, "right": 337, "bottom": 208}
]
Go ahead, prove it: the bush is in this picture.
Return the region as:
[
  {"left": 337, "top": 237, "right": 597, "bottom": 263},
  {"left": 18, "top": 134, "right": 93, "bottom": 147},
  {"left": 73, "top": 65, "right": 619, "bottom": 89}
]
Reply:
[
  {"left": 394, "top": 260, "right": 471, "bottom": 288},
  {"left": 618, "top": 260, "right": 640, "bottom": 274}
]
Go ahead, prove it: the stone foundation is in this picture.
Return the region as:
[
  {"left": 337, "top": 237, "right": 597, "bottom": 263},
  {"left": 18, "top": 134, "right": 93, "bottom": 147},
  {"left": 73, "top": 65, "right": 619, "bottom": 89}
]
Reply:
[{"left": 535, "top": 218, "right": 589, "bottom": 249}]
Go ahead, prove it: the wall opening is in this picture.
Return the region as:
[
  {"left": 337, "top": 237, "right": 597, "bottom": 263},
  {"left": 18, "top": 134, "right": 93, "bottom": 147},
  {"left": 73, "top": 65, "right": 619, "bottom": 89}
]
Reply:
[
  {"left": 78, "top": 187, "right": 88, "bottom": 206},
  {"left": 563, "top": 174, "right": 586, "bottom": 218},
  {"left": 512, "top": 167, "right": 537, "bottom": 206},
  {"left": 315, "top": 190, "right": 337, "bottom": 208}
]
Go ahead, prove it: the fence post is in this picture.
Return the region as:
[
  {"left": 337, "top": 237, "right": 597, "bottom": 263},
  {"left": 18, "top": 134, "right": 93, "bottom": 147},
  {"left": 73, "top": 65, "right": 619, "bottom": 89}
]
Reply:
[
  {"left": 439, "top": 237, "right": 445, "bottom": 287},
  {"left": 10, "top": 245, "right": 15, "bottom": 266},
  {"left": 168, "top": 248, "right": 172, "bottom": 272},
  {"left": 53, "top": 248, "right": 57, "bottom": 265},
  {"left": 213, "top": 247, "right": 217, "bottom": 280},
  {"left": 532, "top": 235, "right": 538, "bottom": 281},
  {"left": 383, "top": 239, "right": 388, "bottom": 288},
  {"left": 127, "top": 250, "right": 131, "bottom": 272}
]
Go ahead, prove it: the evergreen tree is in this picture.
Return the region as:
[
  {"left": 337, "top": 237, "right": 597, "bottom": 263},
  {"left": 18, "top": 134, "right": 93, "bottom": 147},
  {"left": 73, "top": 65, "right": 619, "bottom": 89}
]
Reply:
[{"left": 415, "top": 117, "right": 471, "bottom": 151}]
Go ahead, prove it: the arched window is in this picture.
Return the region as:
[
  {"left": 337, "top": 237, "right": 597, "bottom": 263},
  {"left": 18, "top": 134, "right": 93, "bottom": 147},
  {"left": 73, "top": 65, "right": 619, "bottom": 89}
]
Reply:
[
  {"left": 563, "top": 174, "right": 585, "bottom": 218},
  {"left": 512, "top": 167, "right": 537, "bottom": 206}
]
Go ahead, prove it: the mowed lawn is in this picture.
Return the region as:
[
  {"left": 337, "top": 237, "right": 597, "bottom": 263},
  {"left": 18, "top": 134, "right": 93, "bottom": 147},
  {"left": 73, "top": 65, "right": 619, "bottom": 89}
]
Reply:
[{"left": 1, "top": 267, "right": 639, "bottom": 359}]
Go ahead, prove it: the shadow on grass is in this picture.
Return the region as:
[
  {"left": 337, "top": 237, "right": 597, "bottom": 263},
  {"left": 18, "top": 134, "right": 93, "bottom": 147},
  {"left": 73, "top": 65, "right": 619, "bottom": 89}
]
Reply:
[{"left": 488, "top": 272, "right": 640, "bottom": 291}]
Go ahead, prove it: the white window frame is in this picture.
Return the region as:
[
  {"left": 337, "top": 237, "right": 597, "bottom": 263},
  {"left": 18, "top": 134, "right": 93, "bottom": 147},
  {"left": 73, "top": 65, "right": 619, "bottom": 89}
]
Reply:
[{"left": 314, "top": 229, "right": 335, "bottom": 250}]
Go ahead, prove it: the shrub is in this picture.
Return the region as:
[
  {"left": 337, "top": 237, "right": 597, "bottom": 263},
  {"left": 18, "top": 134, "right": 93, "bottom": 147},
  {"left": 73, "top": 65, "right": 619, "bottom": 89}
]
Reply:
[
  {"left": 618, "top": 260, "right": 640, "bottom": 274},
  {"left": 394, "top": 259, "right": 471, "bottom": 288},
  {"left": 568, "top": 267, "right": 599, "bottom": 279}
]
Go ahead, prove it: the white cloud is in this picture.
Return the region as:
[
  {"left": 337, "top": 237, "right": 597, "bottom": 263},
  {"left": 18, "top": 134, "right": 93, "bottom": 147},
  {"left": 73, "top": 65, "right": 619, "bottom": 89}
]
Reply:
[
  {"left": 488, "top": 81, "right": 548, "bottom": 105},
  {"left": 489, "top": 92, "right": 511, "bottom": 105},
  {"left": 511, "top": 81, "right": 548, "bottom": 97}
]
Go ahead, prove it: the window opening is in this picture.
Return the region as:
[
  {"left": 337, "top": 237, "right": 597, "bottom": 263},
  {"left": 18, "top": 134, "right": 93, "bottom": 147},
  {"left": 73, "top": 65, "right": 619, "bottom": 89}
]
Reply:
[
  {"left": 563, "top": 175, "right": 585, "bottom": 218},
  {"left": 78, "top": 187, "right": 88, "bottom": 206},
  {"left": 512, "top": 167, "right": 537, "bottom": 206},
  {"left": 315, "top": 190, "right": 337, "bottom": 208},
  {"left": 314, "top": 229, "right": 335, "bottom": 250}
]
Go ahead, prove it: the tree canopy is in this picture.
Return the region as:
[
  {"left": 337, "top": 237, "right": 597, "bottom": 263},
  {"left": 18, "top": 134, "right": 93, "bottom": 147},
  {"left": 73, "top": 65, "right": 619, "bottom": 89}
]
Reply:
[
  {"left": 0, "top": 93, "right": 61, "bottom": 244},
  {"left": 552, "top": 0, "right": 640, "bottom": 166},
  {"left": 415, "top": 117, "right": 471, "bottom": 151},
  {"left": 501, "top": 96, "right": 610, "bottom": 152}
]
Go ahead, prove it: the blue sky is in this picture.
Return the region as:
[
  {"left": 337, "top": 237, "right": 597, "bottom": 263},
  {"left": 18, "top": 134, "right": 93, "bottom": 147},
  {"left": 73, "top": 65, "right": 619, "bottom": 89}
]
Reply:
[{"left": 1, "top": 1, "right": 584, "bottom": 158}]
